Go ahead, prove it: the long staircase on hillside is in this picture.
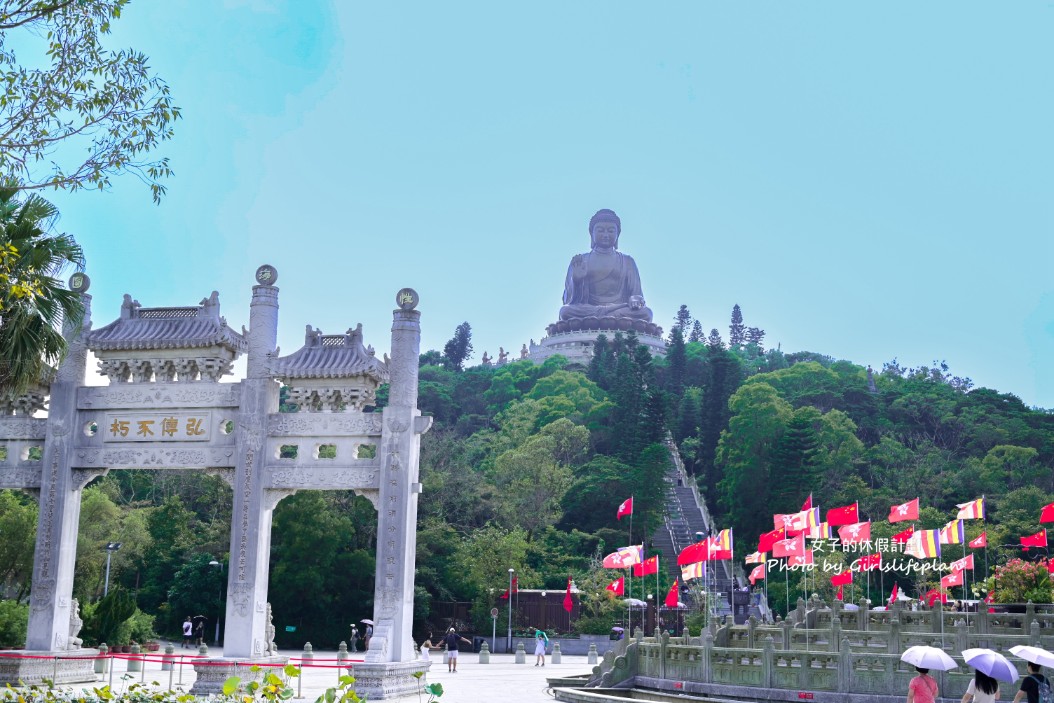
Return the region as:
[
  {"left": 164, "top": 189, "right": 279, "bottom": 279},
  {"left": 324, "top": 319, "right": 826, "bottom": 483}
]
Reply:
[{"left": 651, "top": 437, "right": 771, "bottom": 624}]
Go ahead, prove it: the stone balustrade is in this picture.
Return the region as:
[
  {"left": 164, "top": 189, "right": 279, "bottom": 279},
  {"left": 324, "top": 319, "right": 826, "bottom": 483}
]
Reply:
[{"left": 577, "top": 601, "right": 1054, "bottom": 702}]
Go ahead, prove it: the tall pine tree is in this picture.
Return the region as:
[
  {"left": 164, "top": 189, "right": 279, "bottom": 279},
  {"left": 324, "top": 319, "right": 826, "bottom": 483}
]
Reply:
[
  {"left": 729, "top": 304, "right": 745, "bottom": 348},
  {"left": 689, "top": 320, "right": 704, "bottom": 343}
]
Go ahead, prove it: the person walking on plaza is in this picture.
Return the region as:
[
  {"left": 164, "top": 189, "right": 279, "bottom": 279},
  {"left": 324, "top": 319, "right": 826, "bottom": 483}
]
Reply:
[
  {"left": 419, "top": 632, "right": 436, "bottom": 665},
  {"left": 533, "top": 628, "right": 549, "bottom": 667},
  {"left": 182, "top": 617, "right": 193, "bottom": 649},
  {"left": 349, "top": 625, "right": 359, "bottom": 653},
  {"left": 907, "top": 666, "right": 939, "bottom": 703},
  {"left": 962, "top": 670, "right": 1000, "bottom": 703},
  {"left": 443, "top": 627, "right": 471, "bottom": 673},
  {"left": 1013, "top": 662, "right": 1051, "bottom": 703}
]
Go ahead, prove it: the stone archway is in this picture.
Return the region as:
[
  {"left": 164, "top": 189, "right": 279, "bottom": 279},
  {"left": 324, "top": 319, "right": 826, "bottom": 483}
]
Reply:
[{"left": 0, "top": 269, "right": 429, "bottom": 699}]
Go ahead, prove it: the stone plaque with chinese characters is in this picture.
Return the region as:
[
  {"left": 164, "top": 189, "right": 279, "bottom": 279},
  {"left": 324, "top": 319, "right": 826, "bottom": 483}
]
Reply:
[{"left": 104, "top": 412, "right": 213, "bottom": 442}]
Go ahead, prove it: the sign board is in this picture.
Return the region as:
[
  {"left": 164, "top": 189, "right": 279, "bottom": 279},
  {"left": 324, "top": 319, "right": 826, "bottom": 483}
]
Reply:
[
  {"left": 490, "top": 608, "right": 499, "bottom": 618},
  {"left": 285, "top": 626, "right": 296, "bottom": 632}
]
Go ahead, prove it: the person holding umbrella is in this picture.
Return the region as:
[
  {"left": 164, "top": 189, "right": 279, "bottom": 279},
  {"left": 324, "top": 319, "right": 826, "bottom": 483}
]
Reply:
[
  {"left": 901, "top": 645, "right": 956, "bottom": 703},
  {"left": 1009, "top": 645, "right": 1054, "bottom": 703},
  {"left": 962, "top": 670, "right": 1000, "bottom": 703},
  {"left": 361, "top": 619, "right": 374, "bottom": 651},
  {"left": 962, "top": 648, "right": 1019, "bottom": 703},
  {"left": 908, "top": 667, "right": 939, "bottom": 703}
]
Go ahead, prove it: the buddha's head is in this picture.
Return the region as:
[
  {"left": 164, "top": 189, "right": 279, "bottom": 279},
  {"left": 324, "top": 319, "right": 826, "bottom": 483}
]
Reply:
[{"left": 589, "top": 209, "right": 621, "bottom": 250}]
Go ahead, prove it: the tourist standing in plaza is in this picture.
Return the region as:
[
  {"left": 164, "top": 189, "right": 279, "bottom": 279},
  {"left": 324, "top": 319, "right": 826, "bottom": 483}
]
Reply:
[
  {"left": 443, "top": 628, "right": 471, "bottom": 673},
  {"left": 182, "top": 617, "right": 193, "bottom": 648},
  {"left": 534, "top": 628, "right": 549, "bottom": 667},
  {"left": 907, "top": 667, "right": 938, "bottom": 703},
  {"left": 962, "top": 670, "right": 1000, "bottom": 703},
  {"left": 1013, "top": 662, "right": 1051, "bottom": 703}
]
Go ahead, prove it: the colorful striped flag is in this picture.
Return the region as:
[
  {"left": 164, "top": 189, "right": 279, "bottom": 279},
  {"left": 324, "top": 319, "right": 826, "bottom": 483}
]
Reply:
[
  {"left": 905, "top": 529, "right": 941, "bottom": 559},
  {"left": 938, "top": 520, "right": 965, "bottom": 545},
  {"left": 744, "top": 551, "right": 766, "bottom": 564},
  {"left": 680, "top": 562, "right": 704, "bottom": 581},
  {"left": 956, "top": 498, "right": 985, "bottom": 520},
  {"left": 602, "top": 545, "right": 643, "bottom": 568}
]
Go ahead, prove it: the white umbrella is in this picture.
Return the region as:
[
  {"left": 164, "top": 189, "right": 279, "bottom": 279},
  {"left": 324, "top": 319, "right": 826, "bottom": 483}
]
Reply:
[
  {"left": 623, "top": 598, "right": 647, "bottom": 607},
  {"left": 900, "top": 645, "right": 958, "bottom": 671},
  {"left": 962, "top": 648, "right": 1019, "bottom": 683},
  {"left": 1010, "top": 645, "right": 1054, "bottom": 668},
  {"left": 360, "top": 618, "right": 375, "bottom": 625}
]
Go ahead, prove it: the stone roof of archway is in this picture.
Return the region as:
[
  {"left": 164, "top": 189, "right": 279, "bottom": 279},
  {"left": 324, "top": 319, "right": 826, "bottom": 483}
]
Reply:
[
  {"left": 271, "top": 323, "right": 389, "bottom": 383},
  {"left": 84, "top": 291, "right": 247, "bottom": 354}
]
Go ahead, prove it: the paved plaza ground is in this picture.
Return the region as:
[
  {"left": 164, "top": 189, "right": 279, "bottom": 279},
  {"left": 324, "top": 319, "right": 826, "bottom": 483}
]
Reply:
[{"left": 54, "top": 646, "right": 596, "bottom": 702}]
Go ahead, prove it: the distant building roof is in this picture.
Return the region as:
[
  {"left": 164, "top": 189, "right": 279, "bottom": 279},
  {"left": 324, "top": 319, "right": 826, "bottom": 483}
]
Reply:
[
  {"left": 85, "top": 291, "right": 247, "bottom": 354},
  {"left": 271, "top": 323, "right": 389, "bottom": 383}
]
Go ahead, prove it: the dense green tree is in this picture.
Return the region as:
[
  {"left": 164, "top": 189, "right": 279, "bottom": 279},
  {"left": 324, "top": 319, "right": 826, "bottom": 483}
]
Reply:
[
  {"left": 767, "top": 408, "right": 821, "bottom": 510},
  {"left": 0, "top": 0, "right": 179, "bottom": 201},
  {"left": 0, "top": 491, "right": 36, "bottom": 600},
  {"left": 442, "top": 321, "right": 473, "bottom": 371},
  {"left": 666, "top": 325, "right": 686, "bottom": 395}
]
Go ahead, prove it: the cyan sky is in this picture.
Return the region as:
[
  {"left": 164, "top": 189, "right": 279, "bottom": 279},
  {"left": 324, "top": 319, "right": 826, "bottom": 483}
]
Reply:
[{"left": 47, "top": 1, "right": 1053, "bottom": 407}]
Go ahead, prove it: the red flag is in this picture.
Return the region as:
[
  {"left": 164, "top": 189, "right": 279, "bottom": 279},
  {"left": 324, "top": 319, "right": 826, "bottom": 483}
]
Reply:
[
  {"left": 855, "top": 553, "right": 882, "bottom": 571},
  {"left": 968, "top": 532, "right": 987, "bottom": 549},
  {"left": 888, "top": 583, "right": 899, "bottom": 605},
  {"left": 892, "top": 526, "right": 915, "bottom": 544},
  {"left": 830, "top": 570, "right": 853, "bottom": 586},
  {"left": 1041, "top": 503, "right": 1054, "bottom": 523},
  {"left": 563, "top": 577, "right": 574, "bottom": 613},
  {"left": 984, "top": 591, "right": 994, "bottom": 604},
  {"left": 772, "top": 533, "right": 805, "bottom": 558},
  {"left": 941, "top": 571, "right": 963, "bottom": 588},
  {"left": 838, "top": 521, "right": 871, "bottom": 544},
  {"left": 677, "top": 542, "right": 708, "bottom": 566},
  {"left": 606, "top": 577, "right": 624, "bottom": 596},
  {"left": 889, "top": 498, "right": 919, "bottom": 523},
  {"left": 950, "top": 554, "right": 975, "bottom": 572},
  {"left": 1021, "top": 530, "right": 1048, "bottom": 550},
  {"left": 925, "top": 588, "right": 947, "bottom": 606},
  {"left": 633, "top": 556, "right": 659, "bottom": 577},
  {"left": 836, "top": 585, "right": 843, "bottom": 601},
  {"left": 749, "top": 564, "right": 766, "bottom": 585},
  {"left": 1047, "top": 560, "right": 1054, "bottom": 575},
  {"left": 801, "top": 495, "right": 813, "bottom": 511},
  {"left": 826, "top": 503, "right": 859, "bottom": 526},
  {"left": 498, "top": 576, "right": 519, "bottom": 599},
  {"left": 789, "top": 549, "right": 815, "bottom": 568},
  {"left": 757, "top": 527, "right": 786, "bottom": 553},
  {"left": 664, "top": 579, "right": 679, "bottom": 607},
  {"left": 617, "top": 497, "right": 633, "bottom": 521}
]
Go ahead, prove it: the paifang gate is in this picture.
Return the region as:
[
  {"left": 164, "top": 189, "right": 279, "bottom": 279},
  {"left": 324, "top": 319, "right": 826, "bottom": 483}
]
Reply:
[{"left": 0, "top": 266, "right": 431, "bottom": 699}]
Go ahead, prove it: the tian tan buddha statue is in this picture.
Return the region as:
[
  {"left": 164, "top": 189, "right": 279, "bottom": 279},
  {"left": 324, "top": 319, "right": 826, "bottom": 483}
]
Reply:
[{"left": 547, "top": 209, "right": 662, "bottom": 338}]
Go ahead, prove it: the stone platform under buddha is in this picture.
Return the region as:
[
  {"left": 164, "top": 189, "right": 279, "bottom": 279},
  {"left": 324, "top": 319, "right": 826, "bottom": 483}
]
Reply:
[{"left": 530, "top": 329, "right": 666, "bottom": 366}]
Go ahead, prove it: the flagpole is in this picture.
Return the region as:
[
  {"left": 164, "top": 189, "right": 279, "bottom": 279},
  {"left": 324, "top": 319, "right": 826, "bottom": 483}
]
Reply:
[
  {"left": 982, "top": 495, "right": 989, "bottom": 597},
  {"left": 628, "top": 497, "right": 633, "bottom": 636}
]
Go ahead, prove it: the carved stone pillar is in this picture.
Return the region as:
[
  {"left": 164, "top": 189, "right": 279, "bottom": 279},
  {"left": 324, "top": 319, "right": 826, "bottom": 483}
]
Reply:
[
  {"left": 26, "top": 295, "right": 91, "bottom": 655},
  {"left": 354, "top": 301, "right": 431, "bottom": 698},
  {"left": 220, "top": 280, "right": 280, "bottom": 661}
]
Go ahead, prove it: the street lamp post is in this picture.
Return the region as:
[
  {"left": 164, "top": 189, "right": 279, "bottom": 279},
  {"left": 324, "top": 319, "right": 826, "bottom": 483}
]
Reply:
[
  {"left": 209, "top": 560, "right": 224, "bottom": 645},
  {"left": 507, "top": 568, "right": 514, "bottom": 654},
  {"left": 103, "top": 542, "right": 122, "bottom": 596}
]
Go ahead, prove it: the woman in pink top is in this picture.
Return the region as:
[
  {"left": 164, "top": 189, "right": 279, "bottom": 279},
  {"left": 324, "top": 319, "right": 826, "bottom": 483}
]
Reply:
[{"left": 908, "top": 666, "right": 940, "bottom": 703}]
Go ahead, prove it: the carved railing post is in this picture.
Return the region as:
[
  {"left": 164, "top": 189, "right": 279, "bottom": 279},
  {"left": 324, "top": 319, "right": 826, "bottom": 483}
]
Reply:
[
  {"left": 1030, "top": 619, "right": 1040, "bottom": 646},
  {"left": 1025, "top": 603, "right": 1036, "bottom": 634},
  {"left": 830, "top": 615, "right": 841, "bottom": 652},
  {"left": 837, "top": 637, "right": 851, "bottom": 693},
  {"left": 702, "top": 631, "right": 713, "bottom": 683},
  {"left": 888, "top": 618, "right": 901, "bottom": 654},
  {"left": 762, "top": 635, "right": 775, "bottom": 688}
]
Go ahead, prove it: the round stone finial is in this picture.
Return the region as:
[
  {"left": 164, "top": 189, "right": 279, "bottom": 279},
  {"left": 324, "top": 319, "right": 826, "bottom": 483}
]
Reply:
[
  {"left": 255, "top": 264, "right": 278, "bottom": 286},
  {"left": 68, "top": 272, "right": 90, "bottom": 293},
  {"left": 395, "top": 287, "right": 419, "bottom": 310}
]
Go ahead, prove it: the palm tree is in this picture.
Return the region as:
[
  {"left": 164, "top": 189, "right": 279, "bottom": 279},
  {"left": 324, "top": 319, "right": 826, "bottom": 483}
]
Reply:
[{"left": 0, "top": 183, "right": 85, "bottom": 397}]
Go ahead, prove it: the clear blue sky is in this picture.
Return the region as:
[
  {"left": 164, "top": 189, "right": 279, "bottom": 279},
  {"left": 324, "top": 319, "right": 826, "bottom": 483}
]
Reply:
[{"left": 47, "top": 1, "right": 1054, "bottom": 408}]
